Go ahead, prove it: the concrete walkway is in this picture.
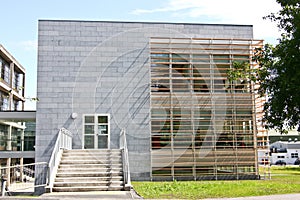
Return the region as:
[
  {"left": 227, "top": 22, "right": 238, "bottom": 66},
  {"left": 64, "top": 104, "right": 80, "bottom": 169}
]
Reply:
[
  {"left": 41, "top": 192, "right": 300, "bottom": 200},
  {"left": 1, "top": 192, "right": 300, "bottom": 200},
  {"left": 204, "top": 193, "right": 300, "bottom": 200},
  {"left": 40, "top": 191, "right": 142, "bottom": 199},
  {"left": 1, "top": 191, "right": 143, "bottom": 200}
]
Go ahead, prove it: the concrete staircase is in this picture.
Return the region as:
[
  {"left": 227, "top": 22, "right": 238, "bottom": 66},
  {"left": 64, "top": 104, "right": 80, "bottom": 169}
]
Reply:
[{"left": 52, "top": 149, "right": 124, "bottom": 192}]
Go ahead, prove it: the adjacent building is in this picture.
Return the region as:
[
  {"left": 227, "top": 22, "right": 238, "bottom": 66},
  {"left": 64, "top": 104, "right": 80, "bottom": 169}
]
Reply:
[
  {"left": 0, "top": 45, "right": 33, "bottom": 170},
  {"left": 268, "top": 129, "right": 300, "bottom": 144},
  {"left": 270, "top": 140, "right": 300, "bottom": 165},
  {"left": 36, "top": 20, "right": 265, "bottom": 184}
]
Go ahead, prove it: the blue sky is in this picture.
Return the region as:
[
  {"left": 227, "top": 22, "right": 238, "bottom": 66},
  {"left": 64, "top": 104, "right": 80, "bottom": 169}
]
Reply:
[{"left": 0, "top": 0, "right": 281, "bottom": 110}]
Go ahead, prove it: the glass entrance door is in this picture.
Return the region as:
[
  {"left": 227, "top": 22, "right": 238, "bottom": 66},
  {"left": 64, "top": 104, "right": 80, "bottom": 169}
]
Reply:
[{"left": 83, "top": 114, "right": 110, "bottom": 149}]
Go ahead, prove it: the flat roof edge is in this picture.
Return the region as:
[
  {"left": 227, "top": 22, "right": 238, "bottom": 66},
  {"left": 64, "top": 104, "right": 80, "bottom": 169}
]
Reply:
[
  {"left": 0, "top": 151, "right": 35, "bottom": 159},
  {"left": 0, "top": 111, "right": 36, "bottom": 121},
  {"left": 0, "top": 45, "right": 26, "bottom": 73},
  {"left": 38, "top": 19, "right": 253, "bottom": 27}
]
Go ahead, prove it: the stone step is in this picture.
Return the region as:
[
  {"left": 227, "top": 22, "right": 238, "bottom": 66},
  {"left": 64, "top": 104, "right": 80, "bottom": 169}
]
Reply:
[
  {"left": 62, "top": 155, "right": 122, "bottom": 159},
  {"left": 59, "top": 160, "right": 122, "bottom": 165},
  {"left": 63, "top": 150, "right": 121, "bottom": 152},
  {"left": 52, "top": 185, "right": 124, "bottom": 192},
  {"left": 63, "top": 149, "right": 122, "bottom": 154},
  {"left": 53, "top": 149, "right": 124, "bottom": 192},
  {"left": 53, "top": 181, "right": 123, "bottom": 187},
  {"left": 62, "top": 151, "right": 121, "bottom": 155},
  {"left": 64, "top": 149, "right": 121, "bottom": 152},
  {"left": 58, "top": 163, "right": 122, "bottom": 169},
  {"left": 54, "top": 176, "right": 123, "bottom": 183},
  {"left": 56, "top": 172, "right": 123, "bottom": 178},
  {"left": 57, "top": 168, "right": 122, "bottom": 173},
  {"left": 60, "top": 156, "right": 121, "bottom": 161}
]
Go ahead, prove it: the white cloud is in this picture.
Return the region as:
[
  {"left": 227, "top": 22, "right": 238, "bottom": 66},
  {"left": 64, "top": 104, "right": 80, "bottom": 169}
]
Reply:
[
  {"left": 20, "top": 40, "right": 37, "bottom": 51},
  {"left": 131, "top": 0, "right": 281, "bottom": 41}
]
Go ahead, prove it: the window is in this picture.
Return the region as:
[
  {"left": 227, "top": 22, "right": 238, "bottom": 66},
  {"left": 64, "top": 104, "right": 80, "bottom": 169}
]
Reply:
[
  {"left": 0, "top": 94, "right": 9, "bottom": 111},
  {"left": 0, "top": 124, "right": 8, "bottom": 150},
  {"left": 12, "top": 100, "right": 19, "bottom": 111},
  {"left": 83, "top": 114, "right": 110, "bottom": 149},
  {"left": 291, "top": 153, "right": 298, "bottom": 158},
  {"left": 11, "top": 127, "right": 22, "bottom": 151},
  {"left": 24, "top": 122, "right": 36, "bottom": 151},
  {"left": 13, "top": 71, "right": 23, "bottom": 91},
  {"left": 1, "top": 60, "right": 10, "bottom": 85},
  {"left": 277, "top": 155, "right": 285, "bottom": 159},
  {"left": 150, "top": 37, "right": 260, "bottom": 180},
  {"left": 0, "top": 58, "right": 2, "bottom": 76},
  {"left": 98, "top": 116, "right": 108, "bottom": 135}
]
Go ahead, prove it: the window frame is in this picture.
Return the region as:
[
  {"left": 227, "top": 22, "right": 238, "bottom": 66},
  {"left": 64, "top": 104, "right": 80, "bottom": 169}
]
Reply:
[{"left": 82, "top": 114, "right": 110, "bottom": 149}]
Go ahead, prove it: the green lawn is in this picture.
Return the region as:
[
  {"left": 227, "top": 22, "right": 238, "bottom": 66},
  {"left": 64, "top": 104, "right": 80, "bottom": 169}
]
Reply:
[{"left": 132, "top": 166, "right": 300, "bottom": 199}]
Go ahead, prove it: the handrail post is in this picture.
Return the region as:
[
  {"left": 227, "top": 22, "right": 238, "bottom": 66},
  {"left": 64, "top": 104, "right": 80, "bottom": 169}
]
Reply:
[
  {"left": 120, "top": 128, "right": 131, "bottom": 190},
  {"left": 1, "top": 178, "right": 6, "bottom": 197}
]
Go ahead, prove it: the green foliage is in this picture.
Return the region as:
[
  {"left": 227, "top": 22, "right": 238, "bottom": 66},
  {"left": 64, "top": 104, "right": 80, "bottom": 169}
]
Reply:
[
  {"left": 255, "top": 0, "right": 300, "bottom": 133},
  {"left": 264, "top": 0, "right": 300, "bottom": 39},
  {"left": 25, "top": 97, "right": 39, "bottom": 102},
  {"left": 133, "top": 167, "right": 300, "bottom": 199},
  {"left": 226, "top": 61, "right": 260, "bottom": 83}
]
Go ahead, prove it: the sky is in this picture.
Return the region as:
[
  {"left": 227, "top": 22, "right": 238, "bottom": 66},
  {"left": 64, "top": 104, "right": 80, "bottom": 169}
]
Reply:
[{"left": 0, "top": 0, "right": 281, "bottom": 110}]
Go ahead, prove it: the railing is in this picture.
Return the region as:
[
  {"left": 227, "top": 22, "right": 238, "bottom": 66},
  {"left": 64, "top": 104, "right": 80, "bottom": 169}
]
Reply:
[
  {"left": 119, "top": 129, "right": 131, "bottom": 190},
  {"left": 0, "top": 162, "right": 48, "bottom": 196},
  {"left": 47, "top": 128, "right": 72, "bottom": 192}
]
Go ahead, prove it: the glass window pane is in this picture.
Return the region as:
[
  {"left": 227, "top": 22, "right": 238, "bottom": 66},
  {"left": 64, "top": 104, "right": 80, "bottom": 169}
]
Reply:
[
  {"left": 85, "top": 116, "right": 94, "bottom": 123},
  {"left": 84, "top": 136, "right": 94, "bottom": 149},
  {"left": 98, "top": 125, "right": 108, "bottom": 135},
  {"left": 98, "top": 116, "right": 108, "bottom": 123},
  {"left": 84, "top": 125, "right": 94, "bottom": 134},
  {"left": 98, "top": 135, "right": 108, "bottom": 149},
  {"left": 0, "top": 125, "right": 7, "bottom": 150}
]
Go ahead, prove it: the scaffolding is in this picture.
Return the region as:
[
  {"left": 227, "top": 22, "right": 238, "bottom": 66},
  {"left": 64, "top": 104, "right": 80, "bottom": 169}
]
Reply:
[{"left": 149, "top": 37, "right": 266, "bottom": 181}]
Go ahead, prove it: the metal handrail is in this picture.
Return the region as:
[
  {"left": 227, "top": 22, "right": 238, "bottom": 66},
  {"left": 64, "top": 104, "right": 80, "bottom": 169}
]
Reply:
[
  {"left": 119, "top": 129, "right": 131, "bottom": 189},
  {"left": 0, "top": 162, "right": 48, "bottom": 196},
  {"left": 47, "top": 128, "right": 72, "bottom": 192}
]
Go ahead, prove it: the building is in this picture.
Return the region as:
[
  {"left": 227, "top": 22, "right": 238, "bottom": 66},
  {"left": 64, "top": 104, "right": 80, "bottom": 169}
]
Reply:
[
  {"left": 36, "top": 20, "right": 265, "bottom": 190},
  {"left": 257, "top": 129, "right": 299, "bottom": 166},
  {"left": 0, "top": 45, "right": 25, "bottom": 112},
  {"left": 0, "top": 45, "right": 34, "bottom": 170},
  {"left": 268, "top": 129, "right": 300, "bottom": 144},
  {"left": 270, "top": 140, "right": 300, "bottom": 165}
]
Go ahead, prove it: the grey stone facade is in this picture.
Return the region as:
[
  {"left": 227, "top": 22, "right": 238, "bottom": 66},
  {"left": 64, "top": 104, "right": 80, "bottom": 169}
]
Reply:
[{"left": 36, "top": 20, "right": 253, "bottom": 187}]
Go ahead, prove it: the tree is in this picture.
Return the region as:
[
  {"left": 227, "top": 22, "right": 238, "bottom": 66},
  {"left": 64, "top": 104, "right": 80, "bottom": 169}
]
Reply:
[
  {"left": 226, "top": 61, "right": 258, "bottom": 84},
  {"left": 254, "top": 0, "right": 300, "bottom": 133}
]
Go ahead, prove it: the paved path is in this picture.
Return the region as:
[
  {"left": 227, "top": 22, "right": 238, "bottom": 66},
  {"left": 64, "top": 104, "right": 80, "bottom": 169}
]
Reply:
[
  {"left": 41, "top": 191, "right": 142, "bottom": 199},
  {"left": 1, "top": 191, "right": 143, "bottom": 200},
  {"left": 1, "top": 192, "right": 300, "bottom": 200},
  {"left": 204, "top": 193, "right": 300, "bottom": 200}
]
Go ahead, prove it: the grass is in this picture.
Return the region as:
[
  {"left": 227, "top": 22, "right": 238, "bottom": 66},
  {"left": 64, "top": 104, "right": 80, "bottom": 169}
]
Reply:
[{"left": 132, "top": 166, "right": 300, "bottom": 199}]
